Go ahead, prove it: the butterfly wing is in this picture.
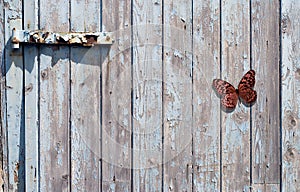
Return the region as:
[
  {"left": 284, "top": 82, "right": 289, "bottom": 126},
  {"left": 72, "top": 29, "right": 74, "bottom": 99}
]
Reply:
[
  {"left": 212, "top": 79, "right": 238, "bottom": 111},
  {"left": 238, "top": 70, "right": 257, "bottom": 106}
]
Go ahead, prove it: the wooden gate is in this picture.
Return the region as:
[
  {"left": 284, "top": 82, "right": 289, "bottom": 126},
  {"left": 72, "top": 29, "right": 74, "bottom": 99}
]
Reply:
[{"left": 0, "top": 0, "right": 299, "bottom": 191}]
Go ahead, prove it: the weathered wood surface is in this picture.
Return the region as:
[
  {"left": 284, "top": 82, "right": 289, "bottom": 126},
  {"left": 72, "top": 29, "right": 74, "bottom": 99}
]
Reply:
[
  {"left": 163, "top": 0, "right": 193, "bottom": 191},
  {"left": 102, "top": 0, "right": 132, "bottom": 191},
  {"left": 0, "top": 0, "right": 7, "bottom": 190},
  {"left": 282, "top": 0, "right": 300, "bottom": 191},
  {"left": 221, "top": 1, "right": 251, "bottom": 191},
  {"left": 39, "top": 0, "right": 70, "bottom": 191},
  {"left": 251, "top": 0, "right": 280, "bottom": 189},
  {"left": 4, "top": 0, "right": 23, "bottom": 191},
  {"left": 70, "top": 0, "right": 101, "bottom": 191},
  {"left": 193, "top": 0, "right": 221, "bottom": 191},
  {"left": 23, "top": 1, "right": 39, "bottom": 191},
  {"left": 0, "top": 0, "right": 5, "bottom": 189},
  {"left": 1, "top": 0, "right": 300, "bottom": 192},
  {"left": 132, "top": 0, "right": 163, "bottom": 191}
]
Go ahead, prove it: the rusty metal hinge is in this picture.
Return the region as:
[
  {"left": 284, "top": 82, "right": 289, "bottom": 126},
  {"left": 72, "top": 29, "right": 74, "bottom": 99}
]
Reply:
[{"left": 11, "top": 28, "right": 114, "bottom": 49}]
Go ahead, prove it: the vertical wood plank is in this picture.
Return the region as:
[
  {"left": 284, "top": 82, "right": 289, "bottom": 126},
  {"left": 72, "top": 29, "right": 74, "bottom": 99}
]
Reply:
[
  {"left": 193, "top": 0, "right": 221, "bottom": 191},
  {"left": 132, "top": 0, "right": 163, "bottom": 191},
  {"left": 251, "top": 0, "right": 280, "bottom": 186},
  {"left": 70, "top": 48, "right": 101, "bottom": 191},
  {"left": 39, "top": 1, "right": 70, "bottom": 191},
  {"left": 252, "top": 184, "right": 280, "bottom": 192},
  {"left": 71, "top": 0, "right": 100, "bottom": 32},
  {"left": 0, "top": 0, "right": 7, "bottom": 190},
  {"left": 102, "top": 0, "right": 132, "bottom": 191},
  {"left": 70, "top": 0, "right": 101, "bottom": 191},
  {"left": 221, "top": 0, "right": 251, "bottom": 191},
  {"left": 281, "top": 0, "right": 300, "bottom": 191},
  {"left": 23, "top": 0, "right": 39, "bottom": 191},
  {"left": 163, "top": 0, "right": 193, "bottom": 191},
  {"left": 4, "top": 0, "right": 24, "bottom": 191}
]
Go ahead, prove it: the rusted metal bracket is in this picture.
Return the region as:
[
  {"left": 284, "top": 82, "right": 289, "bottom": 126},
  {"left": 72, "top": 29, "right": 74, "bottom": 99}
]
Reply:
[{"left": 11, "top": 28, "right": 114, "bottom": 49}]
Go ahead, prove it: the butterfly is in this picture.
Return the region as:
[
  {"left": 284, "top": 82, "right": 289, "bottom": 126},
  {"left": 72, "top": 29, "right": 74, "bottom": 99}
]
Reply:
[{"left": 212, "top": 70, "right": 257, "bottom": 112}]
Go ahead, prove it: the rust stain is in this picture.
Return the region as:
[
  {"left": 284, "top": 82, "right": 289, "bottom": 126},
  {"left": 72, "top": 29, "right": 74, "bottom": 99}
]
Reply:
[
  {"left": 85, "top": 35, "right": 98, "bottom": 45},
  {"left": 12, "top": 37, "right": 19, "bottom": 44},
  {"left": 12, "top": 30, "right": 114, "bottom": 48},
  {"left": 13, "top": 163, "right": 19, "bottom": 183},
  {"left": 0, "top": 168, "right": 4, "bottom": 190}
]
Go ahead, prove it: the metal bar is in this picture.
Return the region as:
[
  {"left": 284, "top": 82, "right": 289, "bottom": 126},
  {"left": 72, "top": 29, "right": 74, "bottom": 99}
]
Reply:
[{"left": 11, "top": 28, "right": 114, "bottom": 48}]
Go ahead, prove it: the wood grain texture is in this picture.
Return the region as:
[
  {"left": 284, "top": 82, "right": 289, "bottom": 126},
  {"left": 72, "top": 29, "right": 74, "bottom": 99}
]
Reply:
[
  {"left": 23, "top": 1, "right": 39, "bottom": 191},
  {"left": 39, "top": 0, "right": 70, "bottom": 191},
  {"left": 281, "top": 0, "right": 300, "bottom": 191},
  {"left": 71, "top": 0, "right": 100, "bottom": 32},
  {"left": 102, "top": 0, "right": 132, "bottom": 191},
  {"left": 221, "top": 0, "right": 251, "bottom": 191},
  {"left": 39, "top": 48, "right": 70, "bottom": 191},
  {"left": 193, "top": 0, "right": 221, "bottom": 191},
  {"left": 4, "top": 0, "right": 24, "bottom": 190},
  {"left": 70, "top": 48, "right": 101, "bottom": 191},
  {"left": 252, "top": 183, "right": 280, "bottom": 192},
  {"left": 70, "top": 0, "right": 101, "bottom": 191},
  {"left": 163, "top": 0, "right": 193, "bottom": 191},
  {"left": 1, "top": 1, "right": 298, "bottom": 191},
  {"left": 132, "top": 0, "right": 163, "bottom": 191},
  {"left": 0, "top": 0, "right": 7, "bottom": 190},
  {"left": 251, "top": 0, "right": 280, "bottom": 185}
]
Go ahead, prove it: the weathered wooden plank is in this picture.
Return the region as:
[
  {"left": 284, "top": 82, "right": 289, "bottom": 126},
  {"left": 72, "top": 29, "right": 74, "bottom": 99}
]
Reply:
[
  {"left": 281, "top": 0, "right": 300, "bottom": 191},
  {"left": 101, "top": 0, "right": 132, "bottom": 191},
  {"left": 71, "top": 0, "right": 100, "bottom": 32},
  {"left": 70, "top": 0, "right": 101, "bottom": 190},
  {"left": 39, "top": 47, "right": 70, "bottom": 191},
  {"left": 39, "top": 0, "right": 70, "bottom": 191},
  {"left": 132, "top": 0, "right": 163, "bottom": 191},
  {"left": 163, "top": 0, "right": 193, "bottom": 191},
  {"left": 193, "top": 0, "right": 221, "bottom": 191},
  {"left": 221, "top": 0, "right": 251, "bottom": 191},
  {"left": 23, "top": 1, "right": 39, "bottom": 191},
  {"left": 0, "top": 0, "right": 7, "bottom": 190},
  {"left": 70, "top": 48, "right": 101, "bottom": 191},
  {"left": 4, "top": 0, "right": 24, "bottom": 190},
  {"left": 252, "top": 184, "right": 279, "bottom": 192},
  {"left": 251, "top": 0, "right": 280, "bottom": 186}
]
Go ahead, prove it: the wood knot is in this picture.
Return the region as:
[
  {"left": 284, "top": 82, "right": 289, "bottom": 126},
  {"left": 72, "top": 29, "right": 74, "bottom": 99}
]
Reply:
[
  {"left": 288, "top": 148, "right": 294, "bottom": 158},
  {"left": 291, "top": 119, "right": 296, "bottom": 127},
  {"left": 25, "top": 83, "right": 33, "bottom": 95},
  {"left": 62, "top": 174, "right": 69, "bottom": 180},
  {"left": 288, "top": 112, "right": 297, "bottom": 129},
  {"left": 284, "top": 147, "right": 296, "bottom": 162},
  {"left": 41, "top": 69, "right": 49, "bottom": 80},
  {"left": 295, "top": 68, "right": 300, "bottom": 80},
  {"left": 286, "top": 111, "right": 298, "bottom": 128}
]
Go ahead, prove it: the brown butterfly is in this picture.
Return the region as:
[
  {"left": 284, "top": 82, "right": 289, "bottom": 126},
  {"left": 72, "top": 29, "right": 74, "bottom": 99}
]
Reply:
[{"left": 212, "top": 70, "right": 257, "bottom": 112}]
